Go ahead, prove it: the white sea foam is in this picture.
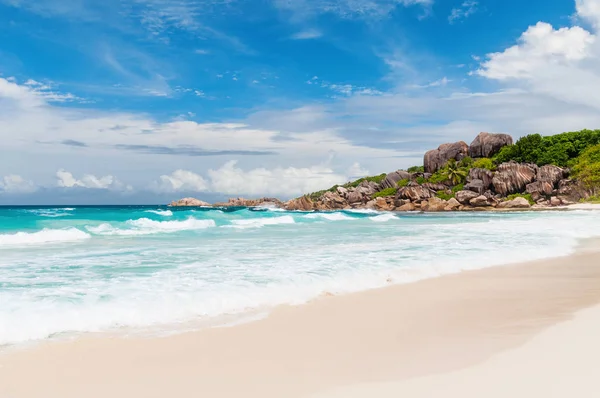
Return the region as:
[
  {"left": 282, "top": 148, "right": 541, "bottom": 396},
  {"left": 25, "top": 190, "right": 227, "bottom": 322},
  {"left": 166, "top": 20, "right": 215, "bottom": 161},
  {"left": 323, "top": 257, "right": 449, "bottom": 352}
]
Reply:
[
  {"left": 369, "top": 213, "right": 397, "bottom": 222},
  {"left": 87, "top": 217, "right": 216, "bottom": 236},
  {"left": 0, "top": 228, "right": 91, "bottom": 246},
  {"left": 303, "top": 213, "right": 353, "bottom": 221},
  {"left": 345, "top": 209, "right": 382, "bottom": 214},
  {"left": 229, "top": 216, "right": 295, "bottom": 229},
  {"left": 144, "top": 210, "right": 173, "bottom": 216},
  {"left": 2, "top": 209, "right": 600, "bottom": 346}
]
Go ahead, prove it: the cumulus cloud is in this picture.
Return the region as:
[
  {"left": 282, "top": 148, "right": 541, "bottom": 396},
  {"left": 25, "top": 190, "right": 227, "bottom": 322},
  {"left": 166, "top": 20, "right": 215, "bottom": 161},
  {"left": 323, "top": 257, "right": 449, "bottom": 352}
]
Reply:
[
  {"left": 156, "top": 169, "right": 209, "bottom": 192},
  {"left": 56, "top": 170, "right": 132, "bottom": 191},
  {"left": 155, "top": 160, "right": 369, "bottom": 197},
  {"left": 0, "top": 175, "right": 37, "bottom": 194}
]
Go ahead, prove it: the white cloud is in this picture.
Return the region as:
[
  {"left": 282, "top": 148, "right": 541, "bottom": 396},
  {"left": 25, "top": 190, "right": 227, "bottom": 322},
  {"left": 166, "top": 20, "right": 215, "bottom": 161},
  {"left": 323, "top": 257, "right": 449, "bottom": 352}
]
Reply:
[
  {"left": 56, "top": 170, "right": 132, "bottom": 191},
  {"left": 477, "top": 22, "right": 595, "bottom": 80},
  {"left": 195, "top": 49, "right": 210, "bottom": 55},
  {"left": 291, "top": 29, "right": 323, "bottom": 39},
  {"left": 576, "top": 0, "right": 600, "bottom": 28},
  {"left": 154, "top": 161, "right": 367, "bottom": 197},
  {"left": 475, "top": 3, "right": 600, "bottom": 112},
  {"left": 449, "top": 1, "right": 478, "bottom": 24},
  {"left": 194, "top": 90, "right": 205, "bottom": 97},
  {"left": 155, "top": 169, "right": 209, "bottom": 192},
  {"left": 0, "top": 175, "right": 37, "bottom": 194}
]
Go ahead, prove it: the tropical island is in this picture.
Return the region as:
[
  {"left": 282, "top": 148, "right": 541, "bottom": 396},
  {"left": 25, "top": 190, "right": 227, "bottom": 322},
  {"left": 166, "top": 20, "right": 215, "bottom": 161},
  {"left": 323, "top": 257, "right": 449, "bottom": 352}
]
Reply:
[{"left": 170, "top": 129, "right": 600, "bottom": 212}]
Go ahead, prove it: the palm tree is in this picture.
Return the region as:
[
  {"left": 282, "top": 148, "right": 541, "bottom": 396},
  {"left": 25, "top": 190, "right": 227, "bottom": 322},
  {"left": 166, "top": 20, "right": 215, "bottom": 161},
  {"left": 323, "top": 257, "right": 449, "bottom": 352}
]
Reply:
[{"left": 446, "top": 159, "right": 468, "bottom": 186}]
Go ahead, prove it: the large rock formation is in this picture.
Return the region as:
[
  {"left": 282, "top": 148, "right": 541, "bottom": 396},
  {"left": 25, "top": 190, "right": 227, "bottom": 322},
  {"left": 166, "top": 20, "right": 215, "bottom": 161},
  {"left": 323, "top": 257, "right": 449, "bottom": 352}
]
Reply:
[
  {"left": 537, "top": 165, "right": 567, "bottom": 185},
  {"left": 379, "top": 170, "right": 411, "bottom": 190},
  {"left": 423, "top": 141, "right": 469, "bottom": 173},
  {"left": 468, "top": 132, "right": 513, "bottom": 158},
  {"left": 492, "top": 162, "right": 537, "bottom": 196},
  {"left": 526, "top": 180, "right": 554, "bottom": 196},
  {"left": 284, "top": 196, "right": 314, "bottom": 211},
  {"left": 396, "top": 184, "right": 433, "bottom": 202},
  {"left": 169, "top": 197, "right": 212, "bottom": 207}
]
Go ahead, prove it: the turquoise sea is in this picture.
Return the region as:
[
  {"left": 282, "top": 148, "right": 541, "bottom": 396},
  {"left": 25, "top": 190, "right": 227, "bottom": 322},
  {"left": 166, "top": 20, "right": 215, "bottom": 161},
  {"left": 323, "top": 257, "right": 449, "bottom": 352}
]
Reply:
[{"left": 1, "top": 205, "right": 599, "bottom": 346}]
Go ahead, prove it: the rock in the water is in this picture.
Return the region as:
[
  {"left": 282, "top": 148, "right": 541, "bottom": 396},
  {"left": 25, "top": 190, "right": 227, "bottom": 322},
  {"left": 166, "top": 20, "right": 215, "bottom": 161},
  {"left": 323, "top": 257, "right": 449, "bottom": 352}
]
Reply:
[
  {"left": 468, "top": 132, "right": 513, "bottom": 158},
  {"left": 397, "top": 185, "right": 433, "bottom": 202},
  {"left": 497, "top": 197, "right": 531, "bottom": 209},
  {"left": 379, "top": 170, "right": 411, "bottom": 190},
  {"left": 470, "top": 195, "right": 490, "bottom": 207},
  {"left": 537, "top": 165, "right": 567, "bottom": 185},
  {"left": 423, "top": 141, "right": 469, "bottom": 173},
  {"left": 464, "top": 179, "right": 485, "bottom": 195},
  {"left": 445, "top": 197, "right": 461, "bottom": 211},
  {"left": 492, "top": 162, "right": 537, "bottom": 196},
  {"left": 421, "top": 197, "right": 447, "bottom": 212},
  {"left": 284, "top": 196, "right": 314, "bottom": 211},
  {"left": 214, "top": 197, "right": 283, "bottom": 208},
  {"left": 455, "top": 190, "right": 479, "bottom": 204},
  {"left": 526, "top": 180, "right": 554, "bottom": 197},
  {"left": 169, "top": 197, "right": 212, "bottom": 207},
  {"left": 375, "top": 197, "right": 394, "bottom": 211}
]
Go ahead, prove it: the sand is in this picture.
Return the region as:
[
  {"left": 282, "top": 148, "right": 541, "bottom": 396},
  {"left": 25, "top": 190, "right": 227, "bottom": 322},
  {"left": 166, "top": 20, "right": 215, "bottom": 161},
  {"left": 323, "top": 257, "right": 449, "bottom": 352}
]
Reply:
[{"left": 2, "top": 250, "right": 600, "bottom": 398}]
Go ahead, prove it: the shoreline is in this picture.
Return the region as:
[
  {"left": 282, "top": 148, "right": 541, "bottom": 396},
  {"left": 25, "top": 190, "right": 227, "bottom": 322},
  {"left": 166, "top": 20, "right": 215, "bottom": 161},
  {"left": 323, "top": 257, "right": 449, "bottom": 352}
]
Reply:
[{"left": 2, "top": 247, "right": 600, "bottom": 397}]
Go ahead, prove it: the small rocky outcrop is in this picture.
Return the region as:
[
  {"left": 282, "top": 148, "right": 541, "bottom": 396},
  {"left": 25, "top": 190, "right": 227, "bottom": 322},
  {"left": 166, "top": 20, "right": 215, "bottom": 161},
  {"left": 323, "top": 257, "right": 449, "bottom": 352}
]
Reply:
[
  {"left": 169, "top": 197, "right": 212, "bottom": 207},
  {"left": 319, "top": 192, "right": 347, "bottom": 210},
  {"left": 455, "top": 190, "right": 479, "bottom": 204},
  {"left": 470, "top": 195, "right": 491, "bottom": 207},
  {"left": 492, "top": 162, "right": 537, "bottom": 196},
  {"left": 497, "top": 197, "right": 531, "bottom": 209},
  {"left": 421, "top": 197, "right": 447, "bottom": 212},
  {"left": 468, "top": 132, "right": 513, "bottom": 158},
  {"left": 464, "top": 179, "right": 486, "bottom": 195},
  {"left": 444, "top": 198, "right": 461, "bottom": 211},
  {"left": 214, "top": 197, "right": 283, "bottom": 207},
  {"left": 424, "top": 141, "right": 469, "bottom": 173},
  {"left": 379, "top": 170, "right": 411, "bottom": 190},
  {"left": 397, "top": 202, "right": 416, "bottom": 211}
]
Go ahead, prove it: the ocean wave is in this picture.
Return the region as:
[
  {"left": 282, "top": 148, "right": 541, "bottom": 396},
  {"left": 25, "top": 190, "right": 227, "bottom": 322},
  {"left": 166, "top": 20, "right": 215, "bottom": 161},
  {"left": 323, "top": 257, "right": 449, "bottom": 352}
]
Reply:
[
  {"left": 303, "top": 213, "right": 353, "bottom": 221},
  {"left": 0, "top": 228, "right": 91, "bottom": 246},
  {"left": 25, "top": 208, "right": 74, "bottom": 218},
  {"left": 344, "top": 209, "right": 381, "bottom": 214},
  {"left": 229, "top": 216, "right": 295, "bottom": 229},
  {"left": 144, "top": 209, "right": 173, "bottom": 216},
  {"left": 370, "top": 213, "right": 398, "bottom": 222},
  {"left": 87, "top": 217, "right": 216, "bottom": 236}
]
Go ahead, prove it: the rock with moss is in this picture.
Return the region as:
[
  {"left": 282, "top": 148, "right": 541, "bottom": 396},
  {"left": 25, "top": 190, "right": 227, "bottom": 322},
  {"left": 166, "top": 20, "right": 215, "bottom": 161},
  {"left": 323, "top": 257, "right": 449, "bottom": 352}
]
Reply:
[
  {"left": 424, "top": 141, "right": 469, "bottom": 173},
  {"left": 379, "top": 170, "right": 411, "bottom": 190},
  {"left": 468, "top": 132, "right": 513, "bottom": 158}
]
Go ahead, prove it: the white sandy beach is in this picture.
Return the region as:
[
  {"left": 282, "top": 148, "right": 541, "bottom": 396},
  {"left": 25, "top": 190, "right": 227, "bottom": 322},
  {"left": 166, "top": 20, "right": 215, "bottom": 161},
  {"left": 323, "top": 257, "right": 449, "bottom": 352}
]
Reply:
[{"left": 2, "top": 246, "right": 600, "bottom": 398}]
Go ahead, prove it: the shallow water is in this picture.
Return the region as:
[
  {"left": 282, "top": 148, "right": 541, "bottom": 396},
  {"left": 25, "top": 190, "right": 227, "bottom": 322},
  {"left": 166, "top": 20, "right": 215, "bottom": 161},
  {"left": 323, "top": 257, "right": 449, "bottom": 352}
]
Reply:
[{"left": 1, "top": 205, "right": 599, "bottom": 346}]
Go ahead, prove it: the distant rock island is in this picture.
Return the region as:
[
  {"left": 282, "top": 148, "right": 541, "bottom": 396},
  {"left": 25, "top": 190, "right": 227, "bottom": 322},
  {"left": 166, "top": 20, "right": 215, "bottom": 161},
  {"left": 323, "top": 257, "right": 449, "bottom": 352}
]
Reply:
[{"left": 170, "top": 130, "right": 600, "bottom": 211}]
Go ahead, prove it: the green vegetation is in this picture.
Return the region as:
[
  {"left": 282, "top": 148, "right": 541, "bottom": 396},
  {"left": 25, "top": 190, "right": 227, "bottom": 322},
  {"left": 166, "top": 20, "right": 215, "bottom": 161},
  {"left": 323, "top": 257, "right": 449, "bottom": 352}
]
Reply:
[
  {"left": 582, "top": 194, "right": 600, "bottom": 203},
  {"left": 473, "top": 157, "right": 494, "bottom": 170},
  {"left": 346, "top": 173, "right": 387, "bottom": 188},
  {"left": 451, "top": 184, "right": 464, "bottom": 194},
  {"left": 493, "top": 129, "right": 600, "bottom": 167},
  {"left": 407, "top": 165, "right": 424, "bottom": 173},
  {"left": 506, "top": 193, "right": 535, "bottom": 205},
  {"left": 436, "top": 190, "right": 454, "bottom": 201},
  {"left": 372, "top": 187, "right": 397, "bottom": 199},
  {"left": 571, "top": 144, "right": 600, "bottom": 195},
  {"left": 415, "top": 176, "right": 427, "bottom": 184},
  {"left": 397, "top": 178, "right": 410, "bottom": 188}
]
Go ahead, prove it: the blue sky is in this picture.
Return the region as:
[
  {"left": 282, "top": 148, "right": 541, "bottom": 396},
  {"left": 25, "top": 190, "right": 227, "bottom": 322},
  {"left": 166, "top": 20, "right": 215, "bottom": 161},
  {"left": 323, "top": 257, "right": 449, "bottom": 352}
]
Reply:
[{"left": 1, "top": 0, "right": 600, "bottom": 204}]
